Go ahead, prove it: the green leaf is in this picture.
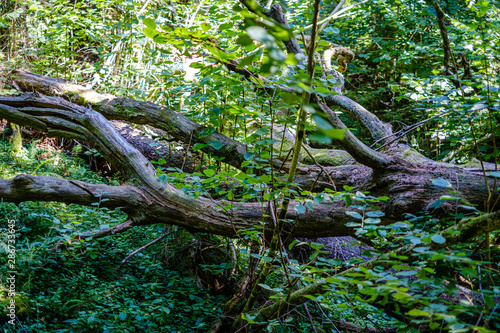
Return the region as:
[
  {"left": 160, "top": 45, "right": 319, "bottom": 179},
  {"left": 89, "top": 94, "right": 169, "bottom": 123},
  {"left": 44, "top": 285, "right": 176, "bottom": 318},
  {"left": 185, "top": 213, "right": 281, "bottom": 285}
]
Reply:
[
  {"left": 256, "top": 128, "right": 267, "bottom": 136},
  {"left": 144, "top": 27, "right": 159, "bottom": 39},
  {"left": 235, "top": 171, "right": 247, "bottom": 180},
  {"left": 364, "top": 218, "right": 380, "bottom": 224},
  {"left": 241, "top": 313, "right": 257, "bottom": 324},
  {"left": 429, "top": 322, "right": 440, "bottom": 329},
  {"left": 207, "top": 141, "right": 223, "bottom": 150},
  {"left": 143, "top": 18, "right": 156, "bottom": 29},
  {"left": 315, "top": 86, "right": 331, "bottom": 95},
  {"left": 239, "top": 54, "right": 256, "bottom": 66},
  {"left": 345, "top": 195, "right": 352, "bottom": 207},
  {"left": 366, "top": 211, "right": 384, "bottom": 217},
  {"left": 200, "top": 22, "right": 211, "bottom": 32},
  {"left": 313, "top": 115, "right": 333, "bottom": 131},
  {"left": 236, "top": 35, "right": 253, "bottom": 46},
  {"left": 203, "top": 169, "right": 215, "bottom": 177},
  {"left": 346, "top": 211, "right": 363, "bottom": 219},
  {"left": 246, "top": 26, "right": 274, "bottom": 44},
  {"left": 285, "top": 53, "right": 298, "bottom": 65},
  {"left": 484, "top": 294, "right": 494, "bottom": 309},
  {"left": 432, "top": 177, "right": 452, "bottom": 189},
  {"left": 396, "top": 270, "right": 417, "bottom": 276},
  {"left": 260, "top": 174, "right": 271, "bottom": 183},
  {"left": 394, "top": 292, "right": 412, "bottom": 303},
  {"left": 288, "top": 240, "right": 300, "bottom": 250},
  {"left": 311, "top": 114, "right": 345, "bottom": 139},
  {"left": 244, "top": 152, "right": 254, "bottom": 160},
  {"left": 303, "top": 295, "right": 319, "bottom": 301},
  {"left": 193, "top": 143, "right": 208, "bottom": 152},
  {"left": 281, "top": 92, "right": 302, "bottom": 105},
  {"left": 317, "top": 40, "right": 330, "bottom": 47},
  {"left": 153, "top": 35, "right": 168, "bottom": 44},
  {"left": 294, "top": 204, "right": 306, "bottom": 214},
  {"left": 407, "top": 309, "right": 430, "bottom": 317},
  {"left": 431, "top": 234, "right": 446, "bottom": 244}
]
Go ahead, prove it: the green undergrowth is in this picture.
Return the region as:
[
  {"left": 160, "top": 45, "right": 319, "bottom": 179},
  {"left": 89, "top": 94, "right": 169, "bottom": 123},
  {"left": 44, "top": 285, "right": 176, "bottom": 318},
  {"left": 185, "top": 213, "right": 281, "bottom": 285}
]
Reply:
[
  {"left": 0, "top": 138, "right": 226, "bottom": 332},
  {"left": 0, "top": 137, "right": 410, "bottom": 333}
]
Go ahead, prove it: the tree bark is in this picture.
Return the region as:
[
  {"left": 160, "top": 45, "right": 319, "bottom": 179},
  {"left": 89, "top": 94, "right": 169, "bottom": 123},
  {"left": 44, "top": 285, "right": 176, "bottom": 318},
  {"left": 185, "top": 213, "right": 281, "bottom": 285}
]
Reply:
[
  {"left": 1, "top": 66, "right": 498, "bottom": 333},
  {"left": 0, "top": 92, "right": 496, "bottom": 240}
]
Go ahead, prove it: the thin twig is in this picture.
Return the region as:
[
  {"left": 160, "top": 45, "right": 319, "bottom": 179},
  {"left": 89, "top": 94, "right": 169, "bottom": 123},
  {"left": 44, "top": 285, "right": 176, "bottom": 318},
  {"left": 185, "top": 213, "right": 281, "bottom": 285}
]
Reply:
[
  {"left": 372, "top": 110, "right": 450, "bottom": 150},
  {"left": 278, "top": 148, "right": 294, "bottom": 172},
  {"left": 302, "top": 144, "right": 336, "bottom": 191},
  {"left": 120, "top": 231, "right": 173, "bottom": 266}
]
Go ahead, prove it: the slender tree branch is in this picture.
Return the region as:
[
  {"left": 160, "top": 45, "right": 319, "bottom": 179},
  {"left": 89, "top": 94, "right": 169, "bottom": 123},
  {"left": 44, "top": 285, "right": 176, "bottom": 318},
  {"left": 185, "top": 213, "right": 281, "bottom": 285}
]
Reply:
[
  {"left": 120, "top": 231, "right": 174, "bottom": 266},
  {"left": 318, "top": 101, "right": 400, "bottom": 170}
]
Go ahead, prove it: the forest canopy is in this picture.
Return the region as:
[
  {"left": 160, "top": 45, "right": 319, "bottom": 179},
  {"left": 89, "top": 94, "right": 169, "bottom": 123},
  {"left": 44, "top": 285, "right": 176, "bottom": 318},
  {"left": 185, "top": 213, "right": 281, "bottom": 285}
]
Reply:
[{"left": 0, "top": 0, "right": 499, "bottom": 332}]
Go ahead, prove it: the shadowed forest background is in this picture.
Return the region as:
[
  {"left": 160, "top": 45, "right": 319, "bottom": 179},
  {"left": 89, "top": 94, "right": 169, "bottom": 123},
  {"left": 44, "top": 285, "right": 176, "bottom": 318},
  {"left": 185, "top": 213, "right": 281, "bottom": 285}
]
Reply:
[{"left": 0, "top": 0, "right": 499, "bottom": 332}]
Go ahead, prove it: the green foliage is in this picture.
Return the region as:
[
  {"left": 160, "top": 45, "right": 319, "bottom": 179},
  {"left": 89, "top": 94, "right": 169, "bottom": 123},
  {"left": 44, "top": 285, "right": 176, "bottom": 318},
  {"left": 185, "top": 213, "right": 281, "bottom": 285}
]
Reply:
[
  {"left": 1, "top": 0, "right": 500, "bottom": 332},
  {"left": 0, "top": 139, "right": 226, "bottom": 332}
]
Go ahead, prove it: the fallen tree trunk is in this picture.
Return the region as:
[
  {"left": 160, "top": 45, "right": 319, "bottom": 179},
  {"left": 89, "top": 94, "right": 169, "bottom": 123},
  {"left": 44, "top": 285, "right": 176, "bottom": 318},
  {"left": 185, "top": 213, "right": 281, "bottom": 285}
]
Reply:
[
  {"left": 11, "top": 69, "right": 249, "bottom": 171},
  {"left": 0, "top": 92, "right": 496, "bottom": 240},
  {"left": 1, "top": 65, "right": 498, "bottom": 333}
]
